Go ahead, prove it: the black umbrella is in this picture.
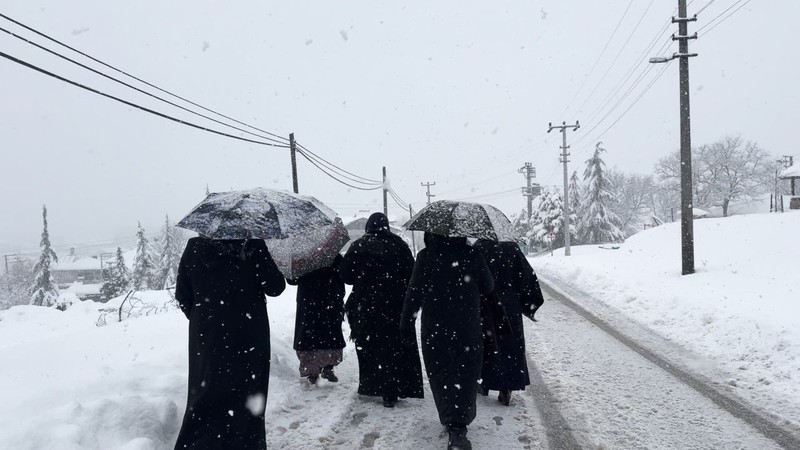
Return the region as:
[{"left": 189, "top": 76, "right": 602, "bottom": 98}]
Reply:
[
  {"left": 403, "top": 200, "right": 518, "bottom": 242},
  {"left": 177, "top": 188, "right": 349, "bottom": 279}
]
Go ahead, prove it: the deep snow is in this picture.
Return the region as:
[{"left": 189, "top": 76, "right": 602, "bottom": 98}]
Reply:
[{"left": 0, "top": 210, "right": 798, "bottom": 448}]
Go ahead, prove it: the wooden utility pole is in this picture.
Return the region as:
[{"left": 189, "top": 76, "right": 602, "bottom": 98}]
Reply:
[
  {"left": 289, "top": 133, "right": 299, "bottom": 193},
  {"left": 650, "top": 0, "right": 698, "bottom": 275},
  {"left": 547, "top": 121, "right": 580, "bottom": 256},
  {"left": 382, "top": 167, "right": 388, "bottom": 216},
  {"left": 421, "top": 181, "right": 436, "bottom": 205}
]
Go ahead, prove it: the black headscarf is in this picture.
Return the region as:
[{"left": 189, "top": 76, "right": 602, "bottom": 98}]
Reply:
[{"left": 365, "top": 212, "right": 391, "bottom": 235}]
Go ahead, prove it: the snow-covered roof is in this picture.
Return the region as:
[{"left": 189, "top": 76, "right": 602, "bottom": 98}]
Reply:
[
  {"left": 54, "top": 256, "right": 103, "bottom": 271},
  {"left": 64, "top": 282, "right": 102, "bottom": 295},
  {"left": 779, "top": 165, "right": 800, "bottom": 179}
]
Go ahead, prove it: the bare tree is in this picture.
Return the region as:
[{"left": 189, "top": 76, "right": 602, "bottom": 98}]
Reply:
[
  {"left": 654, "top": 136, "right": 773, "bottom": 217},
  {"left": 607, "top": 170, "right": 656, "bottom": 236}
]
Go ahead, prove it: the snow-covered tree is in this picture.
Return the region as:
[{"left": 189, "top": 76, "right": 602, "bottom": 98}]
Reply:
[
  {"left": 567, "top": 170, "right": 584, "bottom": 243},
  {"left": 155, "top": 215, "right": 182, "bottom": 289},
  {"left": 607, "top": 170, "right": 657, "bottom": 237},
  {"left": 530, "top": 189, "right": 576, "bottom": 248},
  {"left": 1, "top": 259, "right": 33, "bottom": 310},
  {"left": 30, "top": 205, "right": 59, "bottom": 307},
  {"left": 654, "top": 135, "right": 773, "bottom": 217},
  {"left": 580, "top": 143, "right": 625, "bottom": 244},
  {"left": 101, "top": 247, "right": 130, "bottom": 300},
  {"left": 131, "top": 222, "right": 156, "bottom": 291}
]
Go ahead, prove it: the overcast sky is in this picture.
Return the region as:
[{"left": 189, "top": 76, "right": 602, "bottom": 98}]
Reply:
[{"left": 1, "top": 0, "right": 797, "bottom": 254}]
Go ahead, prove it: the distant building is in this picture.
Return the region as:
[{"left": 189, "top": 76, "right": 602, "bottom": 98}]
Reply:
[{"left": 52, "top": 249, "right": 105, "bottom": 287}]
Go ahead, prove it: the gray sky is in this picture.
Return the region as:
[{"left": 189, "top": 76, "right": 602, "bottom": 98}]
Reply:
[{"left": 1, "top": 0, "right": 797, "bottom": 253}]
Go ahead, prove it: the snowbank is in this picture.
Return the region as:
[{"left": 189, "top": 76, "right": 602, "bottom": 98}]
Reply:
[{"left": 530, "top": 211, "right": 800, "bottom": 426}]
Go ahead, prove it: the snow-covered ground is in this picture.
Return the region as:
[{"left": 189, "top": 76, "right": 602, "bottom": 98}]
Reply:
[
  {"left": 1, "top": 210, "right": 798, "bottom": 449},
  {"left": 529, "top": 210, "right": 800, "bottom": 430}
]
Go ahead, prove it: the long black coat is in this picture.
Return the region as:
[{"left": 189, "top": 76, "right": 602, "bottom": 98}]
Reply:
[
  {"left": 340, "top": 228, "right": 424, "bottom": 400},
  {"left": 174, "top": 237, "right": 286, "bottom": 450},
  {"left": 287, "top": 254, "right": 346, "bottom": 351},
  {"left": 401, "top": 234, "right": 494, "bottom": 426},
  {"left": 475, "top": 240, "right": 544, "bottom": 391}
]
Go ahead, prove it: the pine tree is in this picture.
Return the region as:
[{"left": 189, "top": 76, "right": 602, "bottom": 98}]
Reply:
[
  {"left": 568, "top": 170, "right": 584, "bottom": 243},
  {"left": 155, "top": 214, "right": 181, "bottom": 289},
  {"left": 131, "top": 222, "right": 156, "bottom": 291},
  {"left": 30, "top": 205, "right": 59, "bottom": 307},
  {"left": 531, "top": 189, "right": 576, "bottom": 249},
  {"left": 100, "top": 247, "right": 130, "bottom": 300},
  {"left": 580, "top": 143, "right": 625, "bottom": 244}
]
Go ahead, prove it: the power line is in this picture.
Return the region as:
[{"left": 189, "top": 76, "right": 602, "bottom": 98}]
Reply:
[
  {"left": 0, "top": 49, "right": 290, "bottom": 148},
  {"left": 694, "top": 0, "right": 717, "bottom": 15},
  {"left": 560, "top": 0, "right": 635, "bottom": 117},
  {"left": 435, "top": 170, "right": 517, "bottom": 196},
  {"left": 294, "top": 150, "right": 383, "bottom": 191},
  {"left": 0, "top": 13, "right": 290, "bottom": 144},
  {"left": 696, "top": 0, "right": 746, "bottom": 33},
  {"left": 698, "top": 0, "right": 753, "bottom": 36},
  {"left": 0, "top": 24, "right": 288, "bottom": 146},
  {"left": 575, "top": 0, "right": 656, "bottom": 115},
  {"left": 452, "top": 187, "right": 519, "bottom": 202},
  {"left": 296, "top": 143, "right": 382, "bottom": 185}
]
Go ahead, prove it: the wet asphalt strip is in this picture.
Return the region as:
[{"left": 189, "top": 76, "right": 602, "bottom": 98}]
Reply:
[{"left": 536, "top": 281, "right": 800, "bottom": 450}]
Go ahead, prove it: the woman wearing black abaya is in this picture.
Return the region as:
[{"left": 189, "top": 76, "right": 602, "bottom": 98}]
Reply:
[
  {"left": 340, "top": 213, "right": 424, "bottom": 407},
  {"left": 287, "top": 254, "right": 346, "bottom": 384},
  {"left": 474, "top": 239, "right": 544, "bottom": 406},
  {"left": 401, "top": 232, "right": 494, "bottom": 450},
  {"left": 174, "top": 237, "right": 286, "bottom": 450}
]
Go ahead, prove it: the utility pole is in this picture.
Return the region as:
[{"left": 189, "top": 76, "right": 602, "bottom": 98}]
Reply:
[
  {"left": 289, "top": 133, "right": 299, "bottom": 194},
  {"left": 548, "top": 121, "right": 580, "bottom": 256},
  {"left": 650, "top": 0, "right": 698, "bottom": 275},
  {"left": 409, "top": 205, "right": 417, "bottom": 254},
  {"left": 518, "top": 163, "right": 537, "bottom": 222},
  {"left": 382, "top": 166, "right": 388, "bottom": 217},
  {"left": 421, "top": 181, "right": 436, "bottom": 205}
]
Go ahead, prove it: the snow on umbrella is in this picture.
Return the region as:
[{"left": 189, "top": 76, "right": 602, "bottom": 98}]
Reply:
[
  {"left": 177, "top": 188, "right": 349, "bottom": 279},
  {"left": 403, "top": 200, "right": 518, "bottom": 242}
]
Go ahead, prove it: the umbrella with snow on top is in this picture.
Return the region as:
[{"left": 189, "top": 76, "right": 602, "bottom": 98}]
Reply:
[
  {"left": 176, "top": 188, "right": 349, "bottom": 279},
  {"left": 403, "top": 200, "right": 518, "bottom": 242}
]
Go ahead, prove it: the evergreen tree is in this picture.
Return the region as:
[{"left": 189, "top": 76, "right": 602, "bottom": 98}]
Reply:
[
  {"left": 580, "top": 143, "right": 625, "bottom": 244},
  {"left": 531, "top": 189, "right": 576, "bottom": 248},
  {"left": 131, "top": 222, "right": 156, "bottom": 291},
  {"left": 100, "top": 247, "right": 130, "bottom": 300},
  {"left": 568, "top": 170, "right": 584, "bottom": 243},
  {"left": 30, "top": 205, "right": 59, "bottom": 307},
  {"left": 155, "top": 214, "right": 182, "bottom": 289}
]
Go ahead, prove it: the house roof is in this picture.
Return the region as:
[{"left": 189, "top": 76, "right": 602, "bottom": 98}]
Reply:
[
  {"left": 53, "top": 256, "right": 103, "bottom": 271},
  {"left": 779, "top": 165, "right": 800, "bottom": 179}
]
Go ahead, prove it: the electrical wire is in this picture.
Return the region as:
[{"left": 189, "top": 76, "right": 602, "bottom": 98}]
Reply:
[
  {"left": 294, "top": 150, "right": 383, "bottom": 191},
  {"left": 436, "top": 169, "right": 518, "bottom": 196},
  {"left": 0, "top": 49, "right": 290, "bottom": 148},
  {"left": 452, "top": 187, "right": 519, "bottom": 202},
  {"left": 696, "top": 0, "right": 746, "bottom": 33},
  {"left": 0, "top": 13, "right": 290, "bottom": 144},
  {"left": 559, "top": 0, "right": 635, "bottom": 117},
  {"left": 296, "top": 143, "right": 382, "bottom": 185},
  {"left": 698, "top": 0, "right": 753, "bottom": 36},
  {"left": 574, "top": 0, "right": 656, "bottom": 115},
  {"left": 0, "top": 24, "right": 288, "bottom": 146},
  {"left": 695, "top": 0, "right": 717, "bottom": 15}
]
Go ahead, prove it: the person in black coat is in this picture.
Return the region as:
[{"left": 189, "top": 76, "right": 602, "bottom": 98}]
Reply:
[
  {"left": 173, "top": 237, "right": 286, "bottom": 450},
  {"left": 286, "top": 254, "right": 346, "bottom": 384},
  {"left": 474, "top": 239, "right": 545, "bottom": 407},
  {"left": 340, "top": 212, "right": 424, "bottom": 407},
  {"left": 401, "top": 232, "right": 494, "bottom": 450}
]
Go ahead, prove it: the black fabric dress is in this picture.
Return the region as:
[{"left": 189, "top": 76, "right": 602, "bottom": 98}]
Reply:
[
  {"left": 474, "top": 240, "right": 544, "bottom": 391},
  {"left": 401, "top": 233, "right": 495, "bottom": 427},
  {"left": 340, "top": 213, "right": 424, "bottom": 401},
  {"left": 174, "top": 237, "right": 286, "bottom": 450},
  {"left": 287, "top": 254, "right": 346, "bottom": 352}
]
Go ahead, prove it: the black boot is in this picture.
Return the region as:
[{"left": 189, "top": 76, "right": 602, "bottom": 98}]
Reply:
[
  {"left": 321, "top": 365, "right": 339, "bottom": 382},
  {"left": 383, "top": 396, "right": 397, "bottom": 408},
  {"left": 447, "top": 425, "right": 471, "bottom": 450},
  {"left": 498, "top": 390, "right": 511, "bottom": 406},
  {"left": 307, "top": 374, "right": 319, "bottom": 385}
]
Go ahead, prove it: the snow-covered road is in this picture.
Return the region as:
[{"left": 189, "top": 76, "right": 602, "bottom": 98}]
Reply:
[{"left": 527, "top": 279, "right": 796, "bottom": 449}]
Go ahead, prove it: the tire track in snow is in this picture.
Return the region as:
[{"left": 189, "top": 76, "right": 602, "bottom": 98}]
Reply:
[{"left": 533, "top": 279, "right": 800, "bottom": 449}]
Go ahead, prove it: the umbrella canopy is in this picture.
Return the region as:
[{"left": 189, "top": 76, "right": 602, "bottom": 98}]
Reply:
[
  {"left": 177, "top": 188, "right": 349, "bottom": 279},
  {"left": 403, "top": 200, "right": 518, "bottom": 242}
]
